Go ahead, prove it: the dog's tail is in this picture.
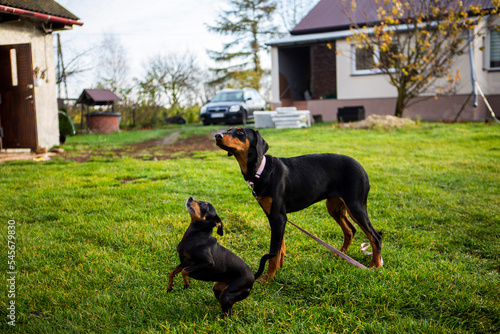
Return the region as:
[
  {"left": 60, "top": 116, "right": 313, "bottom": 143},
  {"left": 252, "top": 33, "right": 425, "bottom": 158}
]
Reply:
[{"left": 254, "top": 253, "right": 275, "bottom": 280}]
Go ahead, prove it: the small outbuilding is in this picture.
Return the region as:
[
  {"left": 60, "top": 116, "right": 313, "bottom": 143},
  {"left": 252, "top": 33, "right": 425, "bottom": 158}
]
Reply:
[
  {"left": 0, "top": 0, "right": 82, "bottom": 151},
  {"left": 76, "top": 89, "right": 122, "bottom": 134}
]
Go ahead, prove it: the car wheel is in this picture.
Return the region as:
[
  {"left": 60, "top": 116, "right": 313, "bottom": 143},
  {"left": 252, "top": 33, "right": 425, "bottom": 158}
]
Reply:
[{"left": 202, "top": 120, "right": 211, "bottom": 126}]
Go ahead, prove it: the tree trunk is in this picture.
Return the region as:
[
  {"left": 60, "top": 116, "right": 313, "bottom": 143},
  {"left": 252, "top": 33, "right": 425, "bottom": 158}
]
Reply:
[{"left": 394, "top": 93, "right": 405, "bottom": 118}]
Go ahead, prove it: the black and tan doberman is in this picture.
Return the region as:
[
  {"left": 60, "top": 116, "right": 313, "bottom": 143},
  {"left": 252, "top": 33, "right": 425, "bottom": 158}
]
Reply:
[
  {"left": 215, "top": 127, "right": 383, "bottom": 281},
  {"left": 167, "top": 197, "right": 268, "bottom": 316}
]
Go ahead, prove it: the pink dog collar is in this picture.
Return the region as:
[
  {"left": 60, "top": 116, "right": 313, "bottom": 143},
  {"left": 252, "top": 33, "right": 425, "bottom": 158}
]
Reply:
[{"left": 247, "top": 155, "right": 266, "bottom": 188}]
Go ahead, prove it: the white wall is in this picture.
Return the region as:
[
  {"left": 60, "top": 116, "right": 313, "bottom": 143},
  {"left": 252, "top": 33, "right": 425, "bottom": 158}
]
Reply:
[
  {"left": 336, "top": 39, "right": 398, "bottom": 100},
  {"left": 335, "top": 23, "right": 500, "bottom": 101},
  {"left": 0, "top": 21, "right": 59, "bottom": 150}
]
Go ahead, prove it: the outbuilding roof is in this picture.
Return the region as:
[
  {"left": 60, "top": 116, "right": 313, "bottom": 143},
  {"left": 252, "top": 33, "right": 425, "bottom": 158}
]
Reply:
[
  {"left": 0, "top": 0, "right": 79, "bottom": 20},
  {"left": 77, "top": 89, "right": 122, "bottom": 105}
]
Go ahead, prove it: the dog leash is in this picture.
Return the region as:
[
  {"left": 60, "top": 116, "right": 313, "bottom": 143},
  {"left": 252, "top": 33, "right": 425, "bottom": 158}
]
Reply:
[
  {"left": 287, "top": 219, "right": 368, "bottom": 270},
  {"left": 360, "top": 242, "right": 372, "bottom": 255}
]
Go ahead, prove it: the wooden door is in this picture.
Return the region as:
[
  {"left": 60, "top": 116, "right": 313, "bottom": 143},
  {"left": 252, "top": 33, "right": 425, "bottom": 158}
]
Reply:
[{"left": 0, "top": 44, "right": 37, "bottom": 149}]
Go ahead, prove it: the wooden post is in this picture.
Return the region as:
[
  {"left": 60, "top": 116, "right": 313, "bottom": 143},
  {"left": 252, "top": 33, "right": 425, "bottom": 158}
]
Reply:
[{"left": 80, "top": 103, "right": 84, "bottom": 130}]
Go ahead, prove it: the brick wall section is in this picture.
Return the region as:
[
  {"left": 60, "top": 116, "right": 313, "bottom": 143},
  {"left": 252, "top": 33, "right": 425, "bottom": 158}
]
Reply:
[
  {"left": 90, "top": 114, "right": 120, "bottom": 134},
  {"left": 311, "top": 43, "right": 337, "bottom": 100}
]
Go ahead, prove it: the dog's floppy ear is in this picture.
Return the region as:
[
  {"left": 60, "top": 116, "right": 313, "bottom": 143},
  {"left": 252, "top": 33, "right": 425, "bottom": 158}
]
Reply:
[
  {"left": 215, "top": 219, "right": 223, "bottom": 236},
  {"left": 254, "top": 130, "right": 269, "bottom": 157}
]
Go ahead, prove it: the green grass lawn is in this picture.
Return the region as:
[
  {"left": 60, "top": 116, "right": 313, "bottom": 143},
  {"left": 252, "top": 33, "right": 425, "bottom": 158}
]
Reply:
[{"left": 1, "top": 122, "right": 499, "bottom": 333}]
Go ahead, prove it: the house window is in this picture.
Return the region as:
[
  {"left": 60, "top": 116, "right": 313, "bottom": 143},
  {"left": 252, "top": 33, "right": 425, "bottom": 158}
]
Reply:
[
  {"left": 489, "top": 28, "right": 500, "bottom": 69},
  {"left": 355, "top": 47, "right": 374, "bottom": 71},
  {"left": 353, "top": 44, "right": 398, "bottom": 75}
]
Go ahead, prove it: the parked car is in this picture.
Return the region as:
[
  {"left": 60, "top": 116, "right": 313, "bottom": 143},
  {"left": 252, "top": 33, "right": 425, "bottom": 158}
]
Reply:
[{"left": 200, "top": 88, "right": 267, "bottom": 125}]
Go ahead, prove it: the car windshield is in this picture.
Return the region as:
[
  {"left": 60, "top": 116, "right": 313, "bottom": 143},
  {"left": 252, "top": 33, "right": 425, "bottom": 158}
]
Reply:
[{"left": 211, "top": 91, "right": 244, "bottom": 102}]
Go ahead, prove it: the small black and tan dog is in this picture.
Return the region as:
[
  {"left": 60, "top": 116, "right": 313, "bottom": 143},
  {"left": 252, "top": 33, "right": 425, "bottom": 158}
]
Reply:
[
  {"left": 215, "top": 127, "right": 383, "bottom": 281},
  {"left": 167, "top": 197, "right": 268, "bottom": 316}
]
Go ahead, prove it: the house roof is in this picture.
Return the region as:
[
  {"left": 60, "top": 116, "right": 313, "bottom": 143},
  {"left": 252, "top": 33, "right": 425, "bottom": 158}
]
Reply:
[
  {"left": 0, "top": 0, "right": 79, "bottom": 20},
  {"left": 291, "top": 0, "right": 378, "bottom": 35},
  {"left": 77, "top": 89, "right": 122, "bottom": 105},
  {"left": 291, "top": 0, "right": 498, "bottom": 35}
]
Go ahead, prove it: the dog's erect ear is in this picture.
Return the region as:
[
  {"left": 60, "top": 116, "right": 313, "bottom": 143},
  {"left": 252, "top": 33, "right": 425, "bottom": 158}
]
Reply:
[
  {"left": 215, "top": 219, "right": 223, "bottom": 236},
  {"left": 254, "top": 130, "right": 269, "bottom": 157}
]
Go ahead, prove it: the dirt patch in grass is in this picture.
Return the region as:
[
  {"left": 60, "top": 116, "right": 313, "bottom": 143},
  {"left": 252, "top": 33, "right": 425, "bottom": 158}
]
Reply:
[{"left": 66, "top": 131, "right": 219, "bottom": 162}]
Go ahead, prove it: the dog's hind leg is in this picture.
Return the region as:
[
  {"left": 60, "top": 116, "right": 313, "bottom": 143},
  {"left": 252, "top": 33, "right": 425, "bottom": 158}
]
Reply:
[
  {"left": 167, "top": 265, "right": 183, "bottom": 292},
  {"left": 326, "top": 197, "right": 357, "bottom": 252},
  {"left": 344, "top": 202, "right": 383, "bottom": 268},
  {"left": 181, "top": 270, "right": 190, "bottom": 289},
  {"left": 213, "top": 281, "right": 228, "bottom": 302},
  {"left": 218, "top": 279, "right": 253, "bottom": 317}
]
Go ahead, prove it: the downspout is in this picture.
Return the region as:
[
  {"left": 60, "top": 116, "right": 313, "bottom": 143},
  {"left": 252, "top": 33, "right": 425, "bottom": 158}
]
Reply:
[
  {"left": 0, "top": 5, "right": 83, "bottom": 26},
  {"left": 468, "top": 29, "right": 478, "bottom": 107},
  {"left": 469, "top": 28, "right": 499, "bottom": 122}
]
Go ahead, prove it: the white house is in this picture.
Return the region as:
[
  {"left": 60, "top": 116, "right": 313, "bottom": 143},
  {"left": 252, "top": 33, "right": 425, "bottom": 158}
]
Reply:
[
  {"left": 268, "top": 0, "right": 500, "bottom": 121},
  {"left": 0, "top": 0, "right": 82, "bottom": 151}
]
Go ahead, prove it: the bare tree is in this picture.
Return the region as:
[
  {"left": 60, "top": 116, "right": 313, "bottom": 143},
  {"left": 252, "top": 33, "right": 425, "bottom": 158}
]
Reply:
[
  {"left": 56, "top": 34, "right": 94, "bottom": 99},
  {"left": 140, "top": 51, "right": 200, "bottom": 109},
  {"left": 199, "top": 70, "right": 227, "bottom": 103},
  {"left": 277, "top": 0, "right": 316, "bottom": 31},
  {"left": 97, "top": 33, "right": 129, "bottom": 93}
]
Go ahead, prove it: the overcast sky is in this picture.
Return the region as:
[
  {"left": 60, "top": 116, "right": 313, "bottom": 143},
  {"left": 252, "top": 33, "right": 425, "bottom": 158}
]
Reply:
[
  {"left": 56, "top": 0, "right": 234, "bottom": 97},
  {"left": 55, "top": 0, "right": 317, "bottom": 98}
]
